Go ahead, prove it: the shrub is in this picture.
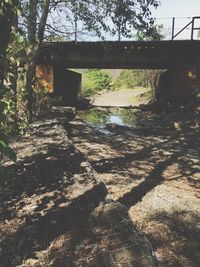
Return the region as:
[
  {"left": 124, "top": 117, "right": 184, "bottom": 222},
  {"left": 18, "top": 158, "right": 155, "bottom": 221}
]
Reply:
[
  {"left": 82, "top": 70, "right": 113, "bottom": 97},
  {"left": 115, "top": 70, "right": 150, "bottom": 89},
  {"left": 0, "top": 92, "right": 16, "bottom": 183}
]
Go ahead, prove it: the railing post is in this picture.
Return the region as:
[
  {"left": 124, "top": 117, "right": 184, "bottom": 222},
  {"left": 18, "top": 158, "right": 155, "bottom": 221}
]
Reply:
[
  {"left": 191, "top": 17, "right": 195, "bottom": 40},
  {"left": 172, "top": 17, "right": 175, "bottom": 40},
  {"left": 75, "top": 15, "right": 78, "bottom": 43}
]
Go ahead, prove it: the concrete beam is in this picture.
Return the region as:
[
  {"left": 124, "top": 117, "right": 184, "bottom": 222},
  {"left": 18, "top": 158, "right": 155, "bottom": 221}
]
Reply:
[{"left": 38, "top": 40, "right": 200, "bottom": 69}]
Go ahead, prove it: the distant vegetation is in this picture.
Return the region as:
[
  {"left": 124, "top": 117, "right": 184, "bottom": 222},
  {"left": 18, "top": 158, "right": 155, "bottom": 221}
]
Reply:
[
  {"left": 82, "top": 70, "right": 114, "bottom": 97},
  {"left": 82, "top": 69, "right": 157, "bottom": 98},
  {"left": 114, "top": 70, "right": 150, "bottom": 89}
]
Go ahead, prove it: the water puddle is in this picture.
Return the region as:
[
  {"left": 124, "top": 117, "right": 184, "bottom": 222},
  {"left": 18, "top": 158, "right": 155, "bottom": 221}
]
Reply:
[{"left": 78, "top": 108, "right": 141, "bottom": 135}]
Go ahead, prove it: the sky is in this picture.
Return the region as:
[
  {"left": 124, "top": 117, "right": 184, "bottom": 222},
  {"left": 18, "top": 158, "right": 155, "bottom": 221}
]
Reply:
[
  {"left": 152, "top": 0, "right": 200, "bottom": 18},
  {"left": 70, "top": 0, "right": 200, "bottom": 41},
  {"left": 93, "top": 0, "right": 200, "bottom": 41},
  {"left": 152, "top": 0, "right": 200, "bottom": 39}
]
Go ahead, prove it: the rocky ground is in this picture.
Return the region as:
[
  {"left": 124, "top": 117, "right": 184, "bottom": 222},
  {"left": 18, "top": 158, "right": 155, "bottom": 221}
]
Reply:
[
  {"left": 0, "top": 108, "right": 157, "bottom": 267},
  {"left": 1, "top": 90, "right": 199, "bottom": 267},
  {"left": 70, "top": 93, "right": 200, "bottom": 267}
]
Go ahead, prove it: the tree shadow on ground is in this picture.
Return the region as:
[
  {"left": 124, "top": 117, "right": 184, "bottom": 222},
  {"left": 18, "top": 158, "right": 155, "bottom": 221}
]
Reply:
[
  {"left": 1, "top": 145, "right": 83, "bottom": 218},
  {"left": 0, "top": 116, "right": 108, "bottom": 266},
  {"left": 70, "top": 107, "right": 200, "bottom": 266},
  {"left": 0, "top": 164, "right": 107, "bottom": 266},
  {"left": 70, "top": 111, "right": 199, "bottom": 203},
  {"left": 145, "top": 210, "right": 200, "bottom": 266},
  {"left": 117, "top": 153, "right": 178, "bottom": 209}
]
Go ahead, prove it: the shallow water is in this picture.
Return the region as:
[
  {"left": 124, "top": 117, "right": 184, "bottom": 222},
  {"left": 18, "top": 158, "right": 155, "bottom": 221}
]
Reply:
[{"left": 78, "top": 108, "right": 141, "bottom": 134}]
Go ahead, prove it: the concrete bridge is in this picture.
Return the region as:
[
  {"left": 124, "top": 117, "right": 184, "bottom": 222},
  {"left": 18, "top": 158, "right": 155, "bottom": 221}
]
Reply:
[
  {"left": 36, "top": 40, "right": 200, "bottom": 106},
  {"left": 38, "top": 40, "right": 200, "bottom": 69}
]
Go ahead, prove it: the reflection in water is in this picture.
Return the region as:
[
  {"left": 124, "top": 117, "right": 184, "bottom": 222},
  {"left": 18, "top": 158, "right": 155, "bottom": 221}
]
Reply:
[
  {"left": 120, "top": 109, "right": 139, "bottom": 127},
  {"left": 79, "top": 108, "right": 141, "bottom": 134},
  {"left": 109, "top": 115, "right": 123, "bottom": 125}
]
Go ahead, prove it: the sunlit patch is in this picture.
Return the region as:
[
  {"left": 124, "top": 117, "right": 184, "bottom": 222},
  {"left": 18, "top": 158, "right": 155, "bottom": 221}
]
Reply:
[{"left": 187, "top": 69, "right": 197, "bottom": 80}]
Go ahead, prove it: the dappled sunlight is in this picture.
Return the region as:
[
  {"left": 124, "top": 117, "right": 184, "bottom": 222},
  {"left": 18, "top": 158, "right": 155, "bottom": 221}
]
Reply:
[
  {"left": 0, "top": 116, "right": 107, "bottom": 266},
  {"left": 70, "top": 104, "right": 200, "bottom": 266}
]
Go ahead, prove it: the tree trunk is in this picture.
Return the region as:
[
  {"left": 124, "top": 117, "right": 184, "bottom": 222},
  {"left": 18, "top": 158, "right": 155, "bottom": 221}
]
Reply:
[
  {"left": 24, "top": 0, "right": 37, "bottom": 123},
  {"left": 25, "top": 0, "right": 50, "bottom": 123},
  {"left": 0, "top": 13, "right": 11, "bottom": 86}
]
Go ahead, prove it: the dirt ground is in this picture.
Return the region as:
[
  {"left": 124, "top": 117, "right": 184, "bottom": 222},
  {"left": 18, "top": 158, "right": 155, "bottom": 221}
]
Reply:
[
  {"left": 70, "top": 96, "right": 200, "bottom": 266},
  {"left": 0, "top": 92, "right": 199, "bottom": 266},
  {"left": 91, "top": 89, "right": 148, "bottom": 107},
  {"left": 0, "top": 110, "right": 157, "bottom": 267}
]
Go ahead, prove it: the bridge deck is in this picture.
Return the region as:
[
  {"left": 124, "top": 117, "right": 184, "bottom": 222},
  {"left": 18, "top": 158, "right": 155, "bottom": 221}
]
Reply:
[{"left": 38, "top": 40, "right": 200, "bottom": 69}]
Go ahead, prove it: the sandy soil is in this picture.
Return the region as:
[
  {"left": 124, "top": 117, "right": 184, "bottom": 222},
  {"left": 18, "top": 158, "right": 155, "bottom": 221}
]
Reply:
[{"left": 91, "top": 89, "right": 148, "bottom": 107}]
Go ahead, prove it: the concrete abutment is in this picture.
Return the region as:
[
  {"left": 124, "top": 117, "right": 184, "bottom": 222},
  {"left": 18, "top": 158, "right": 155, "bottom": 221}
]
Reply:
[
  {"left": 155, "top": 65, "right": 200, "bottom": 105},
  {"left": 36, "top": 64, "right": 81, "bottom": 106}
]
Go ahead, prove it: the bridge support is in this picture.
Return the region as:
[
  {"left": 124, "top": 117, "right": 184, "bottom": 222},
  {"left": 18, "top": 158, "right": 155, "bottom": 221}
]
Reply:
[
  {"left": 36, "top": 65, "right": 81, "bottom": 106},
  {"left": 155, "top": 65, "right": 200, "bottom": 105},
  {"left": 54, "top": 67, "right": 81, "bottom": 106}
]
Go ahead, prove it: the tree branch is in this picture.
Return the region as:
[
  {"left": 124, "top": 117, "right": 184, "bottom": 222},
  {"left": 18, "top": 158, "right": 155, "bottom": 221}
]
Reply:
[{"left": 37, "top": 0, "right": 50, "bottom": 45}]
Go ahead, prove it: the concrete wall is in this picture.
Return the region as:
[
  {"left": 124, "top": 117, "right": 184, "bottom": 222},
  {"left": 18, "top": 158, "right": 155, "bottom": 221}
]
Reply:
[
  {"left": 35, "top": 65, "right": 54, "bottom": 93},
  {"left": 155, "top": 65, "right": 200, "bottom": 104},
  {"left": 53, "top": 67, "right": 81, "bottom": 106}
]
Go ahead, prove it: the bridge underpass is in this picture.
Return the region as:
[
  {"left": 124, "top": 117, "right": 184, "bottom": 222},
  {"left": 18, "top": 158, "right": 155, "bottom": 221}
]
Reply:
[
  {"left": 34, "top": 40, "right": 200, "bottom": 267},
  {"left": 36, "top": 40, "right": 200, "bottom": 105}
]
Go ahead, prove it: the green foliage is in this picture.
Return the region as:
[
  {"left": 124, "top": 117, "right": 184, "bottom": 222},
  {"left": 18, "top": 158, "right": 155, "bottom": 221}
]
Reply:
[
  {"left": 135, "top": 24, "right": 164, "bottom": 41},
  {"left": 100, "top": 0, "right": 160, "bottom": 40},
  {"left": 115, "top": 70, "right": 150, "bottom": 90},
  {"left": 81, "top": 110, "right": 109, "bottom": 125},
  {"left": 120, "top": 109, "right": 140, "bottom": 127},
  {"left": 0, "top": 86, "right": 16, "bottom": 183},
  {"left": 2, "top": 30, "right": 27, "bottom": 135},
  {"left": 0, "top": 138, "right": 16, "bottom": 162},
  {"left": 82, "top": 70, "right": 113, "bottom": 97}
]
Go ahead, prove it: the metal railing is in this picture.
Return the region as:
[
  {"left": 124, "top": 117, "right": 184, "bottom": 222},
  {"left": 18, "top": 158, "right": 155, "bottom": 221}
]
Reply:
[{"left": 172, "top": 16, "right": 200, "bottom": 40}]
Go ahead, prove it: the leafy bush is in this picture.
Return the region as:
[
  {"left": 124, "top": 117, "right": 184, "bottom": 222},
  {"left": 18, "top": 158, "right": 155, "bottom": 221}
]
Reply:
[
  {"left": 81, "top": 110, "right": 109, "bottom": 125},
  {"left": 0, "top": 86, "right": 16, "bottom": 183},
  {"left": 82, "top": 70, "right": 113, "bottom": 97},
  {"left": 115, "top": 70, "right": 150, "bottom": 89}
]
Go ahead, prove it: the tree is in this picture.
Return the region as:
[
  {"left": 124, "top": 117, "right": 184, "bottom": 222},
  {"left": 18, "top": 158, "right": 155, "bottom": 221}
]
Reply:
[
  {"left": 105, "top": 0, "right": 160, "bottom": 40},
  {"left": 82, "top": 70, "right": 113, "bottom": 97},
  {"left": 135, "top": 24, "right": 164, "bottom": 41},
  {"left": 0, "top": 1, "right": 17, "bottom": 182},
  {"left": 115, "top": 69, "right": 150, "bottom": 89}
]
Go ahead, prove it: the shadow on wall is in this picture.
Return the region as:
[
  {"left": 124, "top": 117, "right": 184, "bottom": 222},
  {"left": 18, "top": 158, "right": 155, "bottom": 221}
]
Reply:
[
  {"left": 155, "top": 65, "right": 200, "bottom": 105},
  {"left": 54, "top": 67, "right": 82, "bottom": 107}
]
